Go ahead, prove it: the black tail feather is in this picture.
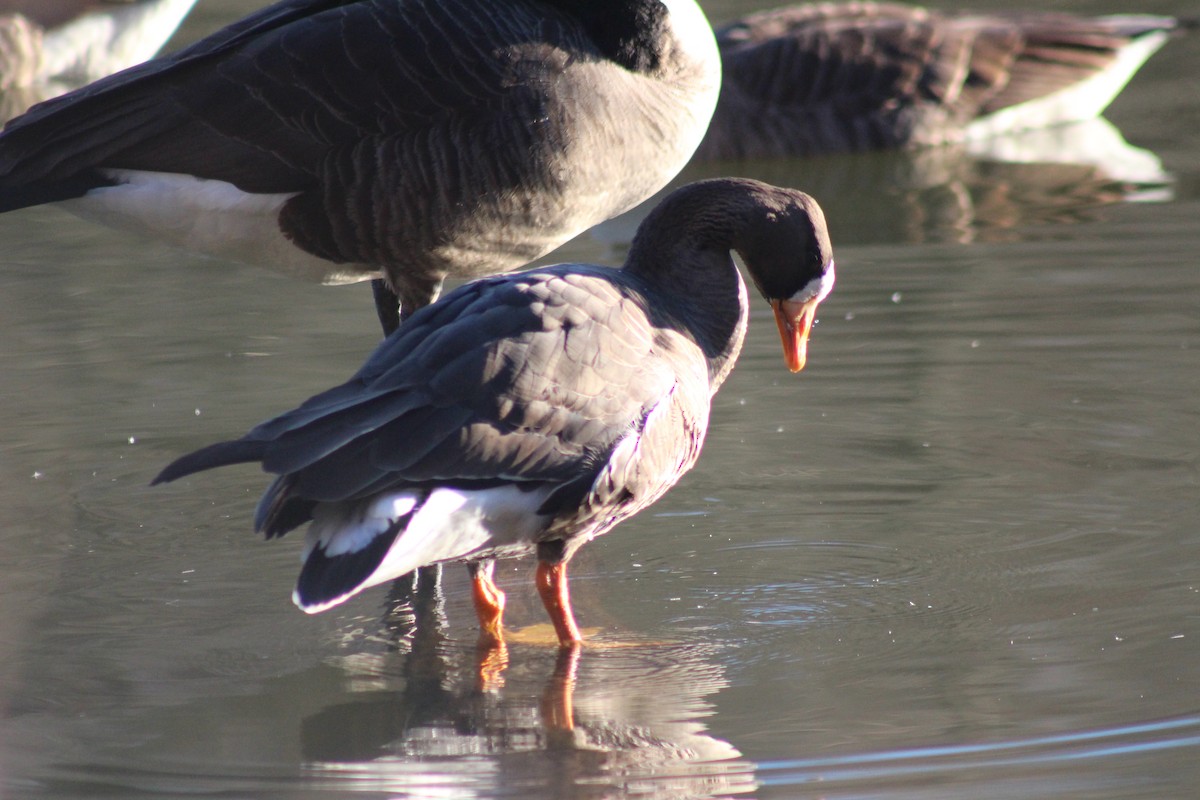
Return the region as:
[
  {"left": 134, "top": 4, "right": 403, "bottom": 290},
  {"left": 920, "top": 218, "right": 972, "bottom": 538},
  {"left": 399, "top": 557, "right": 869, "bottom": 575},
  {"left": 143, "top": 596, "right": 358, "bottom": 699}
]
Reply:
[
  {"left": 0, "top": 171, "right": 114, "bottom": 213},
  {"left": 294, "top": 514, "right": 409, "bottom": 612},
  {"left": 151, "top": 438, "right": 268, "bottom": 485},
  {"left": 255, "top": 475, "right": 316, "bottom": 540}
]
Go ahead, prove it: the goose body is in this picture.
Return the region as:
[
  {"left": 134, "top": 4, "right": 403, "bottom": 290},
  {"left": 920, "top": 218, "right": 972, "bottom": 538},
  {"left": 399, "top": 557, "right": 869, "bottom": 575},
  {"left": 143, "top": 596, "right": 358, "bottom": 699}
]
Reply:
[
  {"left": 699, "top": 2, "right": 1176, "bottom": 160},
  {"left": 0, "top": 0, "right": 198, "bottom": 119},
  {"left": 0, "top": 0, "right": 721, "bottom": 331},
  {"left": 153, "top": 178, "right": 836, "bottom": 645}
]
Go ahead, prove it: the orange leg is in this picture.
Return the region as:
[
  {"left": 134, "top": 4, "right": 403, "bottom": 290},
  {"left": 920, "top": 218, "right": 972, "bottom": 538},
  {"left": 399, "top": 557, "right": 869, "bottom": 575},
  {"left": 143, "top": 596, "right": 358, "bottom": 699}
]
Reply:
[
  {"left": 536, "top": 561, "right": 583, "bottom": 646},
  {"left": 471, "top": 563, "right": 506, "bottom": 643}
]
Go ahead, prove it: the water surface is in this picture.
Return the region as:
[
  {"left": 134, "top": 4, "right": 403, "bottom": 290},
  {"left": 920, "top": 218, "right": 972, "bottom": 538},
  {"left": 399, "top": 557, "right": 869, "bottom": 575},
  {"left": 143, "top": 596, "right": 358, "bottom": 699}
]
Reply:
[{"left": 2, "top": 1, "right": 1199, "bottom": 797}]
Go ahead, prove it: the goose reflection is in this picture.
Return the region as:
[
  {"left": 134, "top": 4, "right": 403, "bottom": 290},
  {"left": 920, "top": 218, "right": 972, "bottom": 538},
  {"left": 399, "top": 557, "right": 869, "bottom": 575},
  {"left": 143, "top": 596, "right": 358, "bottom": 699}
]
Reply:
[
  {"left": 299, "top": 571, "right": 756, "bottom": 798},
  {"left": 592, "top": 115, "right": 1169, "bottom": 252},
  {"left": 781, "top": 116, "right": 1174, "bottom": 246}
]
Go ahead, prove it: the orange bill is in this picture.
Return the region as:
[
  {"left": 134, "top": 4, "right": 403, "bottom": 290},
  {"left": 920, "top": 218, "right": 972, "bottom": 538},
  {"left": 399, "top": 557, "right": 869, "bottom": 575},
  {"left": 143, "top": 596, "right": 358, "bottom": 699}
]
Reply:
[{"left": 771, "top": 297, "right": 821, "bottom": 373}]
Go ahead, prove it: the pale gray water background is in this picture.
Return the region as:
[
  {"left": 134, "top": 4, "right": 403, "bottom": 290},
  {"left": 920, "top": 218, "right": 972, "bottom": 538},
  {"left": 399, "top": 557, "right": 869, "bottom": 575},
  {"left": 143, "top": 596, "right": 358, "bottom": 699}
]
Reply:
[{"left": 1, "top": 1, "right": 1198, "bottom": 797}]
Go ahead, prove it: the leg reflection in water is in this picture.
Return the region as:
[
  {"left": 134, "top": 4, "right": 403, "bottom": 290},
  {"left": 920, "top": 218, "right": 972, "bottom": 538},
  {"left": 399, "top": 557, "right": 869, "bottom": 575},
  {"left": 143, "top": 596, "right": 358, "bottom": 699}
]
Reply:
[{"left": 301, "top": 576, "right": 751, "bottom": 797}]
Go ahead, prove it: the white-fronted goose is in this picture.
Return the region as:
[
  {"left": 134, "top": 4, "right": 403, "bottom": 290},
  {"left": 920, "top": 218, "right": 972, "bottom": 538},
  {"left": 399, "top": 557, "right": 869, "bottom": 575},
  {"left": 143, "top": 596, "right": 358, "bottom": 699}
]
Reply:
[
  {"left": 152, "top": 178, "right": 836, "bottom": 646},
  {"left": 698, "top": 2, "right": 1178, "bottom": 160},
  {"left": 0, "top": 0, "right": 720, "bottom": 333},
  {"left": 0, "top": 0, "right": 197, "bottom": 120}
]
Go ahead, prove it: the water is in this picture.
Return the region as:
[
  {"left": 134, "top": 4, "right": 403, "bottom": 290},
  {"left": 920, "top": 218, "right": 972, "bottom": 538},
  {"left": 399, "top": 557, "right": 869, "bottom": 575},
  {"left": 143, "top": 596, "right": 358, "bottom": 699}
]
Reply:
[{"left": 2, "top": 1, "right": 1199, "bottom": 797}]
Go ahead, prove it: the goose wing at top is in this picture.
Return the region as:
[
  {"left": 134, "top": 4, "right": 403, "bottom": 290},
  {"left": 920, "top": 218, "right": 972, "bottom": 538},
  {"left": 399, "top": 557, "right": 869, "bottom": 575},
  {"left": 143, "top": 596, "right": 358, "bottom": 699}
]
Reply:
[
  {"left": 1, "top": 0, "right": 559, "bottom": 194},
  {"left": 0, "top": 0, "right": 721, "bottom": 321}
]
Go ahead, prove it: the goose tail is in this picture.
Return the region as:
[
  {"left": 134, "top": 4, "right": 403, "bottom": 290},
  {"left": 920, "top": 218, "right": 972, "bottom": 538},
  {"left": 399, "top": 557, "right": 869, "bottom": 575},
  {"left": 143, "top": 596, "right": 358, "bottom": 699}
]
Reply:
[
  {"left": 291, "top": 486, "right": 545, "bottom": 614},
  {"left": 157, "top": 440, "right": 552, "bottom": 613},
  {"left": 151, "top": 439, "right": 268, "bottom": 485},
  {"left": 0, "top": 173, "right": 112, "bottom": 213},
  {"left": 967, "top": 16, "right": 1176, "bottom": 141},
  {"left": 294, "top": 507, "right": 413, "bottom": 614}
]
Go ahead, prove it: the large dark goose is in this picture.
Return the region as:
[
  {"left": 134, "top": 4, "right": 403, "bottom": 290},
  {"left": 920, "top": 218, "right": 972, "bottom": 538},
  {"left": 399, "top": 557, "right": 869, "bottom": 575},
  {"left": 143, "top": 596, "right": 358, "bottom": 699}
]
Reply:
[
  {"left": 0, "top": 0, "right": 720, "bottom": 332},
  {"left": 153, "top": 178, "right": 836, "bottom": 646},
  {"left": 698, "top": 3, "right": 1178, "bottom": 160},
  {"left": 0, "top": 0, "right": 198, "bottom": 121}
]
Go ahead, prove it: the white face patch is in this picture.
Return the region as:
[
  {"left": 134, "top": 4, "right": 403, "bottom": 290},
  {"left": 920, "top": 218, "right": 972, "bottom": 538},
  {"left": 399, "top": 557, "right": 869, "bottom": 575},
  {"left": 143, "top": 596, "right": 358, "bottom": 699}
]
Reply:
[{"left": 790, "top": 261, "right": 836, "bottom": 305}]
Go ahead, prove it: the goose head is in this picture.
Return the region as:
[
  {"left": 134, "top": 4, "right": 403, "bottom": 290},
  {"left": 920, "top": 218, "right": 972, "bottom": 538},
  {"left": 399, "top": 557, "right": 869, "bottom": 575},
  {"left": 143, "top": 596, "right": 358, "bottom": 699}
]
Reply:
[
  {"left": 734, "top": 187, "right": 835, "bottom": 372},
  {"left": 629, "top": 177, "right": 835, "bottom": 375}
]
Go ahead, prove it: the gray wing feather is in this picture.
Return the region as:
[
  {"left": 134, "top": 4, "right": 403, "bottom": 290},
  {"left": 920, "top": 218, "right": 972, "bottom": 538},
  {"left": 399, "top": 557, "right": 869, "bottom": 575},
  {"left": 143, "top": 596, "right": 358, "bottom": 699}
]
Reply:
[{"left": 156, "top": 268, "right": 698, "bottom": 536}]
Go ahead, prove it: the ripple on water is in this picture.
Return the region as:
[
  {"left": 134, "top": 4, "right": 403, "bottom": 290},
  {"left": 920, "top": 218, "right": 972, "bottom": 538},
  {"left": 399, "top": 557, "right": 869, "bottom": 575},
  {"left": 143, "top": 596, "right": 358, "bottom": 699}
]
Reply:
[
  {"left": 753, "top": 714, "right": 1200, "bottom": 799},
  {"left": 634, "top": 498, "right": 1026, "bottom": 647}
]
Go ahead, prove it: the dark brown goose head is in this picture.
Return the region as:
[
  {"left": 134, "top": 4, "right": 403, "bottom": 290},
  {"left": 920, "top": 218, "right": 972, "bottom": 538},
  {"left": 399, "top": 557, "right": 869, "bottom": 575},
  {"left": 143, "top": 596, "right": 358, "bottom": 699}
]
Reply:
[{"left": 626, "top": 177, "right": 835, "bottom": 376}]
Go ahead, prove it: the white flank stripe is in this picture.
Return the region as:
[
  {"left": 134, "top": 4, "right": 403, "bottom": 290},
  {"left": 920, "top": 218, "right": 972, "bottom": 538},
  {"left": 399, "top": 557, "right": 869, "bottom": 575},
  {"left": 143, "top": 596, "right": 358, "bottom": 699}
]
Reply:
[
  {"left": 294, "top": 485, "right": 552, "bottom": 612},
  {"left": 61, "top": 170, "right": 377, "bottom": 285}
]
